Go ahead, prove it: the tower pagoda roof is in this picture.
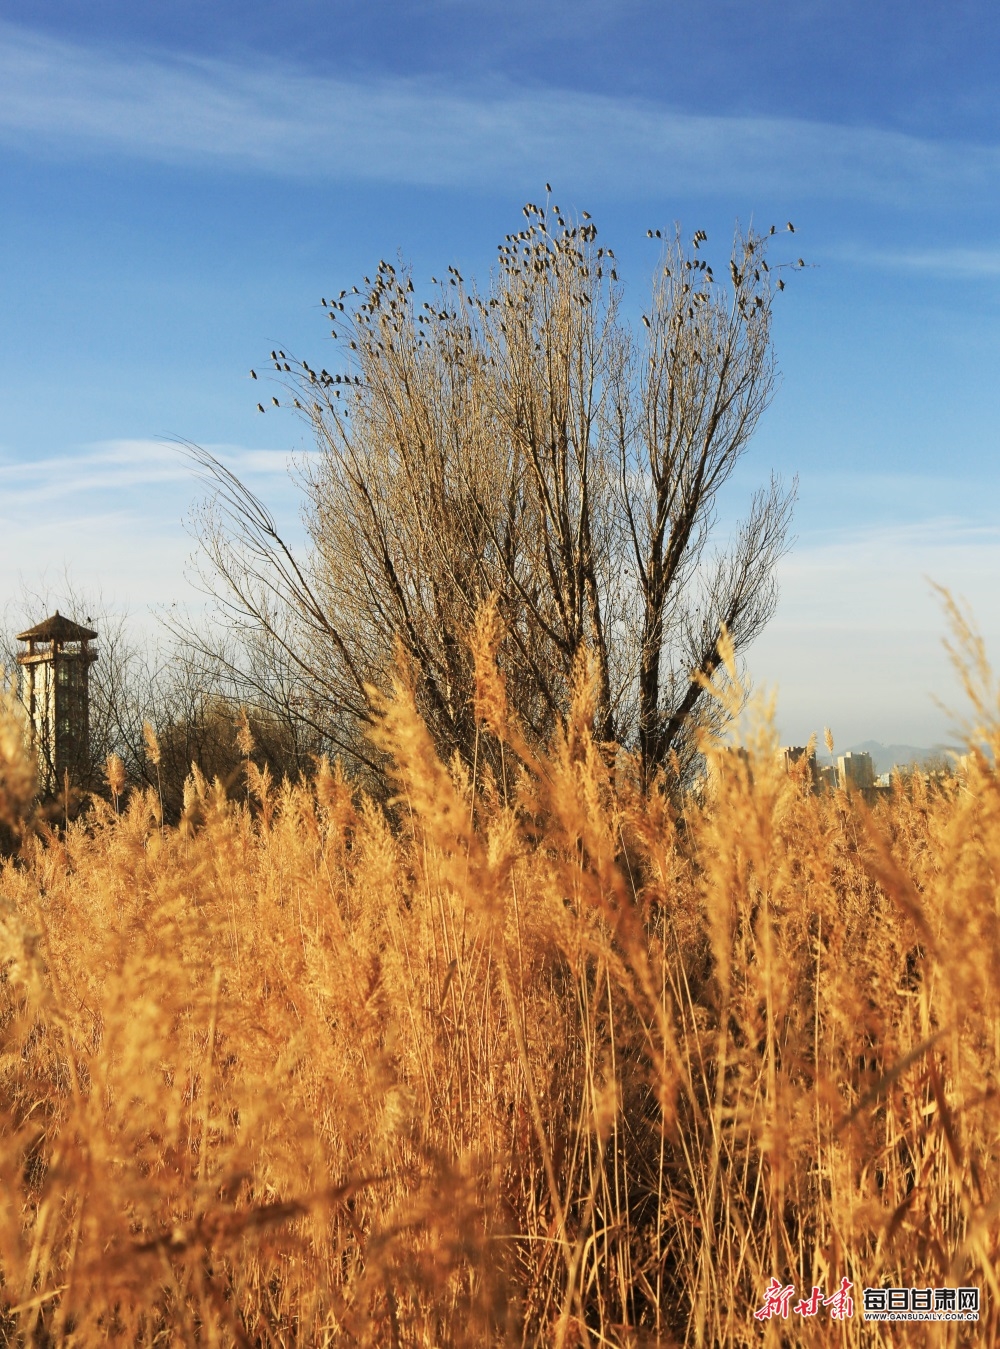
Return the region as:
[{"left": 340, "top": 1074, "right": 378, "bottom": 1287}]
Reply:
[{"left": 16, "top": 611, "right": 98, "bottom": 643}]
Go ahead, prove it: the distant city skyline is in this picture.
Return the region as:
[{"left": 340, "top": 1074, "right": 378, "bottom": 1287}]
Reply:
[{"left": 3, "top": 3, "right": 1000, "bottom": 748}]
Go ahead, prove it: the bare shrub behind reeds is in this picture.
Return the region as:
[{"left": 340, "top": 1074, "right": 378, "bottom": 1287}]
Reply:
[{"left": 0, "top": 611, "right": 998, "bottom": 1345}]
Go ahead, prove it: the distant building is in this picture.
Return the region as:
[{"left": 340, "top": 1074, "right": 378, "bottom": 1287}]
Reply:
[
  {"left": 838, "top": 750, "right": 875, "bottom": 792},
  {"left": 775, "top": 745, "right": 839, "bottom": 794},
  {"left": 777, "top": 744, "right": 815, "bottom": 773},
  {"left": 16, "top": 612, "right": 98, "bottom": 795},
  {"left": 776, "top": 744, "right": 819, "bottom": 789},
  {"left": 704, "top": 744, "right": 753, "bottom": 795}
]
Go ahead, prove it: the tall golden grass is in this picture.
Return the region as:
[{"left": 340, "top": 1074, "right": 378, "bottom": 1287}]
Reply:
[{"left": 0, "top": 601, "right": 998, "bottom": 1346}]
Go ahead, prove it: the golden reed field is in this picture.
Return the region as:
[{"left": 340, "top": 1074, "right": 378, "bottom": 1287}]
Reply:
[{"left": 1, "top": 603, "right": 998, "bottom": 1347}]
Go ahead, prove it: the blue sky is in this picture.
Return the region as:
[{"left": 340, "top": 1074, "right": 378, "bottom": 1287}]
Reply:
[{"left": 3, "top": 1, "right": 1000, "bottom": 747}]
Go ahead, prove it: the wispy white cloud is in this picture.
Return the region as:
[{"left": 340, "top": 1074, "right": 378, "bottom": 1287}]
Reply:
[
  {"left": 0, "top": 439, "right": 303, "bottom": 506},
  {"left": 839, "top": 245, "right": 1000, "bottom": 277},
  {"left": 0, "top": 439, "right": 306, "bottom": 610},
  {"left": 0, "top": 20, "right": 997, "bottom": 202}
]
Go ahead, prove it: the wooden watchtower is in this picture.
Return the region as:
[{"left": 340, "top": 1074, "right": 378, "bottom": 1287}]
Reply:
[{"left": 16, "top": 612, "right": 98, "bottom": 795}]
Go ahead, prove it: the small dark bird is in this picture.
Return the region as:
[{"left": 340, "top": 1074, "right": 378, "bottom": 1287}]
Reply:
[
  {"left": 655, "top": 229, "right": 662, "bottom": 238},
  {"left": 770, "top": 224, "right": 776, "bottom": 234},
  {"left": 642, "top": 315, "right": 650, "bottom": 328},
  {"left": 321, "top": 298, "right": 327, "bottom": 307},
  {"left": 546, "top": 182, "right": 552, "bottom": 192},
  {"left": 250, "top": 369, "right": 257, "bottom": 379},
  {"left": 407, "top": 279, "right": 414, "bottom": 292},
  {"left": 777, "top": 279, "right": 785, "bottom": 290},
  {"left": 787, "top": 222, "right": 795, "bottom": 232},
  {"left": 270, "top": 350, "right": 277, "bottom": 360},
  {"left": 582, "top": 211, "right": 591, "bottom": 219},
  {"left": 257, "top": 403, "right": 265, "bottom": 413},
  {"left": 272, "top": 396, "right": 280, "bottom": 406},
  {"left": 647, "top": 229, "right": 653, "bottom": 238},
  {"left": 798, "top": 258, "right": 805, "bottom": 267}
]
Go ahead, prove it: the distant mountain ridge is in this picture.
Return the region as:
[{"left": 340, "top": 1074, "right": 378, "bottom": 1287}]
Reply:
[{"left": 816, "top": 741, "right": 949, "bottom": 776}]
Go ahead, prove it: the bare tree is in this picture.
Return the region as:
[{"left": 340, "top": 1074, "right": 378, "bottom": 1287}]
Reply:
[{"left": 188, "top": 204, "right": 797, "bottom": 789}]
